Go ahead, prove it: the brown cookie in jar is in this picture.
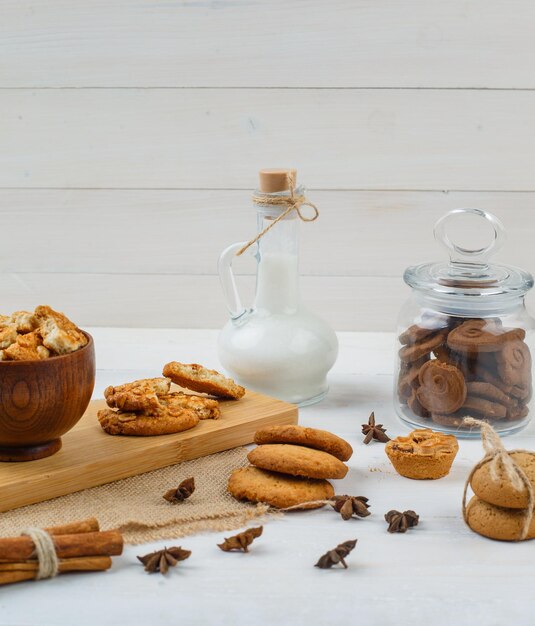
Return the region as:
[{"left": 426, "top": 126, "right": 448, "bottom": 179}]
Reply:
[
  {"left": 496, "top": 339, "right": 532, "bottom": 388},
  {"left": 397, "top": 355, "right": 429, "bottom": 401},
  {"left": 415, "top": 360, "right": 467, "bottom": 415},
  {"left": 399, "top": 331, "right": 447, "bottom": 364},
  {"left": 447, "top": 319, "right": 525, "bottom": 354}
]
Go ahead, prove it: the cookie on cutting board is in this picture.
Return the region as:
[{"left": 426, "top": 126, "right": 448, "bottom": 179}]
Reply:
[{"left": 163, "top": 362, "right": 245, "bottom": 399}]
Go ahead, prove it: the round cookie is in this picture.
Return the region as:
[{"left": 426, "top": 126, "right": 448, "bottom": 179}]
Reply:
[
  {"left": 470, "top": 451, "right": 535, "bottom": 509},
  {"left": 254, "top": 425, "right": 353, "bottom": 462},
  {"left": 465, "top": 381, "right": 515, "bottom": 408},
  {"left": 399, "top": 332, "right": 446, "bottom": 364},
  {"left": 416, "top": 360, "right": 467, "bottom": 414},
  {"left": 228, "top": 466, "right": 334, "bottom": 509},
  {"left": 248, "top": 444, "right": 348, "bottom": 479},
  {"left": 462, "top": 396, "right": 507, "bottom": 420},
  {"left": 496, "top": 339, "right": 532, "bottom": 387},
  {"left": 447, "top": 319, "right": 525, "bottom": 353},
  {"left": 465, "top": 495, "right": 535, "bottom": 541}
]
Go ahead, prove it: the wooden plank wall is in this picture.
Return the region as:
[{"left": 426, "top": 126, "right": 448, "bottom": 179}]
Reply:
[{"left": 2, "top": 0, "right": 535, "bottom": 330}]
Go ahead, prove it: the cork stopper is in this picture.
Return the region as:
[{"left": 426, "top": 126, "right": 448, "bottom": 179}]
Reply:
[{"left": 258, "top": 168, "right": 297, "bottom": 193}]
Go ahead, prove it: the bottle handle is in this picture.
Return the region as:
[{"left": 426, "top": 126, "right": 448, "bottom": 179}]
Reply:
[{"left": 218, "top": 242, "right": 251, "bottom": 320}]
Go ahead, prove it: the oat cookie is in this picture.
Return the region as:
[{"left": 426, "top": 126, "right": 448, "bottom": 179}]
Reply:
[
  {"left": 98, "top": 400, "right": 199, "bottom": 436},
  {"left": 228, "top": 466, "right": 334, "bottom": 509},
  {"left": 163, "top": 362, "right": 245, "bottom": 399},
  {"left": 385, "top": 429, "right": 459, "bottom": 479},
  {"left": 465, "top": 496, "right": 535, "bottom": 541},
  {"left": 253, "top": 425, "right": 353, "bottom": 461},
  {"left": 470, "top": 451, "right": 535, "bottom": 509},
  {"left": 248, "top": 444, "right": 348, "bottom": 479},
  {"left": 4, "top": 331, "right": 50, "bottom": 361},
  {"left": 35, "top": 305, "right": 88, "bottom": 355},
  {"left": 165, "top": 392, "right": 221, "bottom": 420},
  {"left": 104, "top": 377, "right": 171, "bottom": 415}
]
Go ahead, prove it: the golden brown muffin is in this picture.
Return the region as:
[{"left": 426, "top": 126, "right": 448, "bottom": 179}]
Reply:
[{"left": 385, "top": 429, "right": 459, "bottom": 480}]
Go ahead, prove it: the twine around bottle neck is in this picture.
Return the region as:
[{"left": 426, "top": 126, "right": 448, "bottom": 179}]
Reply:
[{"left": 236, "top": 173, "right": 319, "bottom": 256}]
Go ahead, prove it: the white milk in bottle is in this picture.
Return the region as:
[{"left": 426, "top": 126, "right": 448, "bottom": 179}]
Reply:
[{"left": 218, "top": 169, "right": 338, "bottom": 405}]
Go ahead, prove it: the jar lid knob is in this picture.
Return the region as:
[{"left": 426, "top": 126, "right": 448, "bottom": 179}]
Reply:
[{"left": 434, "top": 208, "right": 505, "bottom": 269}]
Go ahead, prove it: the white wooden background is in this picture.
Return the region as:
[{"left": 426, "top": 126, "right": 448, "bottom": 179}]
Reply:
[{"left": 2, "top": 0, "right": 535, "bottom": 330}]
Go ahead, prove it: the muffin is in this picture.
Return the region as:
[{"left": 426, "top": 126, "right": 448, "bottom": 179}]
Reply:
[{"left": 385, "top": 429, "right": 459, "bottom": 479}]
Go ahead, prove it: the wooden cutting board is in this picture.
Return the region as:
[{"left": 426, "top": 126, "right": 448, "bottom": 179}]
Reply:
[{"left": 0, "top": 390, "right": 298, "bottom": 512}]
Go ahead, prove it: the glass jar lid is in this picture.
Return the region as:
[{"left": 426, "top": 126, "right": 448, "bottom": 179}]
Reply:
[{"left": 404, "top": 209, "right": 533, "bottom": 313}]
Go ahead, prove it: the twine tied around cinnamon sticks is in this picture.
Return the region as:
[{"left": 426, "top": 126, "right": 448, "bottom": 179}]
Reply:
[
  {"left": 0, "top": 518, "right": 123, "bottom": 586},
  {"left": 462, "top": 417, "right": 535, "bottom": 541},
  {"left": 20, "top": 527, "right": 59, "bottom": 580},
  {"left": 236, "top": 173, "right": 319, "bottom": 256}
]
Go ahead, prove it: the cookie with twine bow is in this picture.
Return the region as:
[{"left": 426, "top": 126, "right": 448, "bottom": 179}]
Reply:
[
  {"left": 236, "top": 169, "right": 319, "bottom": 257},
  {"left": 462, "top": 417, "right": 535, "bottom": 541}
]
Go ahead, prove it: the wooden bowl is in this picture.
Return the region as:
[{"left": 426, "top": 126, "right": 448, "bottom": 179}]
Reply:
[{"left": 0, "top": 332, "right": 95, "bottom": 462}]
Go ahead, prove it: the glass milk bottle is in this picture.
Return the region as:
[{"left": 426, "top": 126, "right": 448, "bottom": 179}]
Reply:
[{"left": 218, "top": 168, "right": 338, "bottom": 405}]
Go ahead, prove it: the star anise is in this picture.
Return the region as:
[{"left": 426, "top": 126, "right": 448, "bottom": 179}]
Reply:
[
  {"left": 163, "top": 477, "right": 195, "bottom": 504},
  {"left": 218, "top": 526, "right": 263, "bottom": 552},
  {"left": 315, "top": 539, "right": 358, "bottom": 569},
  {"left": 137, "top": 546, "right": 191, "bottom": 574},
  {"left": 331, "top": 495, "right": 370, "bottom": 520},
  {"left": 385, "top": 509, "right": 419, "bottom": 533},
  {"left": 361, "top": 412, "right": 390, "bottom": 444}
]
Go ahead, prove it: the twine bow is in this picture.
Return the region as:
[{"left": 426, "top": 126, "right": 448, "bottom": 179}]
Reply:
[
  {"left": 236, "top": 172, "right": 319, "bottom": 256},
  {"left": 462, "top": 417, "right": 535, "bottom": 541}
]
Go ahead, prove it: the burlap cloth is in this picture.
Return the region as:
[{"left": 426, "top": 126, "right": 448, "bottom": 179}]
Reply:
[{"left": 0, "top": 447, "right": 272, "bottom": 544}]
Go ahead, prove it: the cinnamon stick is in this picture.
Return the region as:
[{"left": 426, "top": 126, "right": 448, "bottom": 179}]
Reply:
[
  {"left": 44, "top": 518, "right": 100, "bottom": 536},
  {"left": 0, "top": 556, "right": 112, "bottom": 573},
  {"left": 0, "top": 531, "right": 123, "bottom": 562}
]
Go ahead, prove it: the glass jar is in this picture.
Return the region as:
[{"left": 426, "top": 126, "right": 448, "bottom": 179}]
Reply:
[
  {"left": 218, "top": 169, "right": 338, "bottom": 406},
  {"left": 395, "top": 208, "right": 534, "bottom": 437}
]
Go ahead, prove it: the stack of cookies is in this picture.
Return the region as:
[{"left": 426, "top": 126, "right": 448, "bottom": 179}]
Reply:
[
  {"left": 228, "top": 425, "right": 353, "bottom": 509},
  {"left": 465, "top": 451, "right": 535, "bottom": 541},
  {"left": 398, "top": 316, "right": 532, "bottom": 429},
  {"left": 98, "top": 363, "right": 244, "bottom": 436}
]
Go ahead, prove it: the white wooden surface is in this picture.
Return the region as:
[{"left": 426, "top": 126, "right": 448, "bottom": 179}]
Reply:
[
  {"left": 1, "top": 328, "right": 533, "bottom": 626},
  {"left": 2, "top": 1, "right": 535, "bottom": 329}
]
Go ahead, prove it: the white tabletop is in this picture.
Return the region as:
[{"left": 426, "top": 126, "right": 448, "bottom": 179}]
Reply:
[{"left": 1, "top": 328, "right": 534, "bottom": 626}]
